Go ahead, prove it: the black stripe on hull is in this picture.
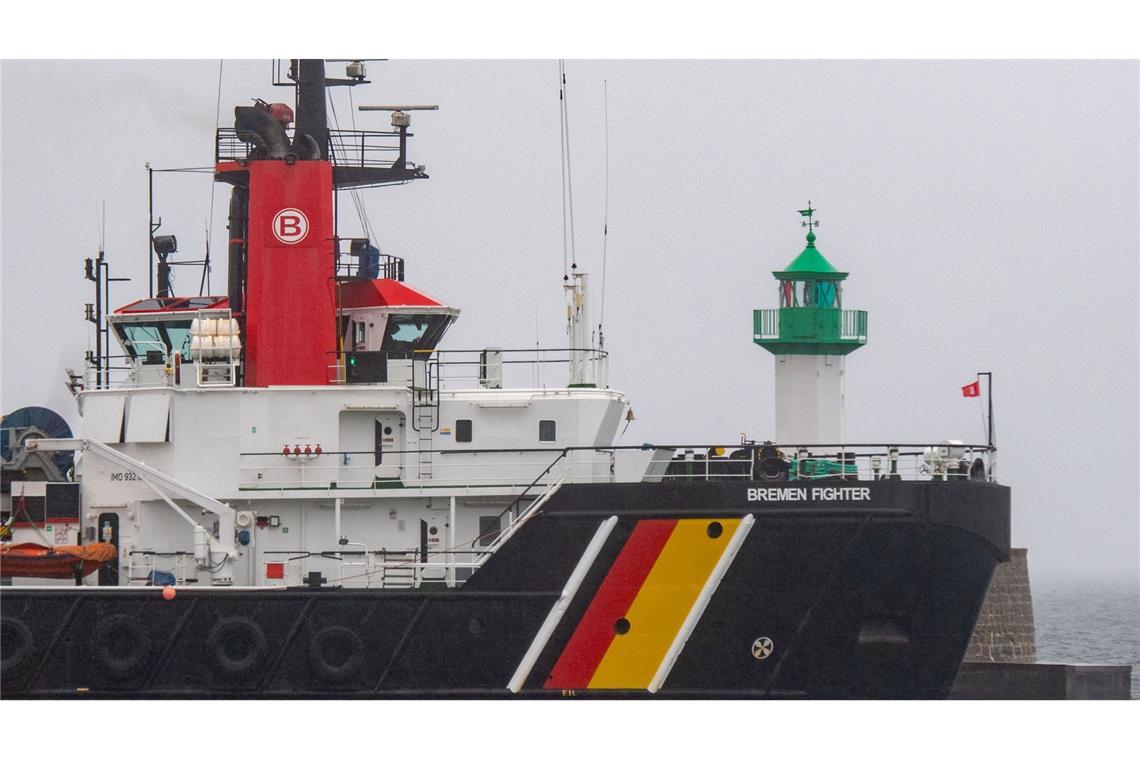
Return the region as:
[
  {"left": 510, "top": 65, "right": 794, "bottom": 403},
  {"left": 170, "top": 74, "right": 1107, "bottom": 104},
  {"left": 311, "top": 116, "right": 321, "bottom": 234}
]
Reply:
[{"left": 0, "top": 480, "right": 1008, "bottom": 699}]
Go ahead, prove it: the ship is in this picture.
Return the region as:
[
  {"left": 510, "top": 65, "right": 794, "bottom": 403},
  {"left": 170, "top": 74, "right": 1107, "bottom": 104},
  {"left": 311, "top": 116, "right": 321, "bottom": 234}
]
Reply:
[{"left": 0, "top": 60, "right": 1009, "bottom": 699}]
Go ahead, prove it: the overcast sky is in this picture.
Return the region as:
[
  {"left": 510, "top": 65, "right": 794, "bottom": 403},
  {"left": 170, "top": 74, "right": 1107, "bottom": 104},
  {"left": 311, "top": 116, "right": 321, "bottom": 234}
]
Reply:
[{"left": 1, "top": 60, "right": 1137, "bottom": 584}]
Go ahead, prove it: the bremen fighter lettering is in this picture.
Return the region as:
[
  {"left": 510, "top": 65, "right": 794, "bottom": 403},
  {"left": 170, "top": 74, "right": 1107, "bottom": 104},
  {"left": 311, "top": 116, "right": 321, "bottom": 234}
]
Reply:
[{"left": 747, "top": 486, "right": 871, "bottom": 502}]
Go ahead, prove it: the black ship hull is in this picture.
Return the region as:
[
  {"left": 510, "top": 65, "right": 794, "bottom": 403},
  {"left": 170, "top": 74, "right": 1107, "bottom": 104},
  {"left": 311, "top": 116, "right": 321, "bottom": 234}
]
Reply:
[{"left": 0, "top": 479, "right": 1009, "bottom": 699}]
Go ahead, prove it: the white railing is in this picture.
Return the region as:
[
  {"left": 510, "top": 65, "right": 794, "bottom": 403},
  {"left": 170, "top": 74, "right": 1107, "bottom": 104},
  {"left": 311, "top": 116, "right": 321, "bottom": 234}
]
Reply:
[
  {"left": 840, "top": 309, "right": 868, "bottom": 341},
  {"left": 431, "top": 348, "right": 609, "bottom": 391},
  {"left": 753, "top": 309, "right": 780, "bottom": 340},
  {"left": 254, "top": 477, "right": 567, "bottom": 591},
  {"left": 238, "top": 447, "right": 611, "bottom": 491},
  {"left": 661, "top": 443, "right": 995, "bottom": 483},
  {"left": 126, "top": 551, "right": 192, "bottom": 585},
  {"left": 238, "top": 441, "right": 996, "bottom": 493}
]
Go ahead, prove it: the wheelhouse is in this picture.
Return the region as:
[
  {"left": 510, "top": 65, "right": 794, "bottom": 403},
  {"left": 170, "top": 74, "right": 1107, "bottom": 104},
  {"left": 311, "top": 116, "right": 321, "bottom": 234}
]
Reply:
[{"left": 110, "top": 296, "right": 230, "bottom": 364}]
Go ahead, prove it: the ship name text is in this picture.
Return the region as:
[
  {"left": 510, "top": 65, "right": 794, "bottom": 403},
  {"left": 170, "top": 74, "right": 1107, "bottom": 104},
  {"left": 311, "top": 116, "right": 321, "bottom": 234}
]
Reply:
[{"left": 747, "top": 486, "right": 871, "bottom": 502}]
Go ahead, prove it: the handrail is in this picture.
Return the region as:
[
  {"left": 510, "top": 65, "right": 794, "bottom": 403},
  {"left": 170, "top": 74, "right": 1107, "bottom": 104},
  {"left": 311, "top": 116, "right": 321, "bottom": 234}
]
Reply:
[
  {"left": 479, "top": 468, "right": 569, "bottom": 561},
  {"left": 495, "top": 447, "right": 571, "bottom": 525},
  {"left": 238, "top": 442, "right": 995, "bottom": 457},
  {"left": 235, "top": 439, "right": 998, "bottom": 490}
]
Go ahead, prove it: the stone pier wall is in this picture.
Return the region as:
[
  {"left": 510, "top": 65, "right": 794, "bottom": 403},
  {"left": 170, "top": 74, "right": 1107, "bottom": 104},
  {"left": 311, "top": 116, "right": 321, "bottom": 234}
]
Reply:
[{"left": 964, "top": 548, "right": 1037, "bottom": 663}]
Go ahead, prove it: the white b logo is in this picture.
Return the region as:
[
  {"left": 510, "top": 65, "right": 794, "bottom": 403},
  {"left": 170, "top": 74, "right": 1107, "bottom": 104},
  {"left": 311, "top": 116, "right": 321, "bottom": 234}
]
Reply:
[{"left": 272, "top": 208, "right": 309, "bottom": 244}]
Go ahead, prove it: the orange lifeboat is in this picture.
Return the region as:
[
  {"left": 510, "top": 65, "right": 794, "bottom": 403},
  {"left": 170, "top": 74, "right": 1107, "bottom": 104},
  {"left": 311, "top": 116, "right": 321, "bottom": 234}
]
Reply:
[{"left": 0, "top": 542, "right": 117, "bottom": 579}]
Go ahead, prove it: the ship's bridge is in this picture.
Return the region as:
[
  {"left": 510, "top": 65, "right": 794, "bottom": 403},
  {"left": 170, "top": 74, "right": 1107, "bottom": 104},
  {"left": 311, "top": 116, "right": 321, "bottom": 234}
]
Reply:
[
  {"left": 110, "top": 296, "right": 230, "bottom": 363},
  {"left": 334, "top": 249, "right": 459, "bottom": 384},
  {"left": 103, "top": 296, "right": 233, "bottom": 388}
]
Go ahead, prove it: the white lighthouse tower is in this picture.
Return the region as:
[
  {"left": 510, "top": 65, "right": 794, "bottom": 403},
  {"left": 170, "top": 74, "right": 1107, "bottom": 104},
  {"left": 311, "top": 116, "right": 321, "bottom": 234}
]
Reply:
[{"left": 753, "top": 204, "right": 868, "bottom": 447}]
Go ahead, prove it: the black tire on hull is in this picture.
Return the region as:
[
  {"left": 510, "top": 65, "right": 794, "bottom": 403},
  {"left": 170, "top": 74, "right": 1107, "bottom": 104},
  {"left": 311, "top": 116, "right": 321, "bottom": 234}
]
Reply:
[
  {"left": 308, "top": 625, "right": 365, "bottom": 683},
  {"left": 207, "top": 617, "right": 268, "bottom": 680},
  {"left": 0, "top": 618, "right": 33, "bottom": 676},
  {"left": 93, "top": 615, "right": 152, "bottom": 679}
]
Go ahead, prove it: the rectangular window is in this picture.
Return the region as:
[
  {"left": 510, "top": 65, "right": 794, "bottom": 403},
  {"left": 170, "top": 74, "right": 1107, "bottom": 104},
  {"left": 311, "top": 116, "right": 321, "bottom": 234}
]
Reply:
[
  {"left": 478, "top": 515, "right": 502, "bottom": 547},
  {"left": 539, "top": 419, "right": 556, "bottom": 442},
  {"left": 456, "top": 419, "right": 473, "bottom": 443}
]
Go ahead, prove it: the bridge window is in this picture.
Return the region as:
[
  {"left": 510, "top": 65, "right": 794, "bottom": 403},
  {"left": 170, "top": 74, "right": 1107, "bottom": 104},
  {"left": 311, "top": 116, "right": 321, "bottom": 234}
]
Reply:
[
  {"left": 539, "top": 420, "right": 556, "bottom": 442},
  {"left": 455, "top": 419, "right": 472, "bottom": 443},
  {"left": 381, "top": 314, "right": 452, "bottom": 356},
  {"left": 115, "top": 320, "right": 193, "bottom": 361}
]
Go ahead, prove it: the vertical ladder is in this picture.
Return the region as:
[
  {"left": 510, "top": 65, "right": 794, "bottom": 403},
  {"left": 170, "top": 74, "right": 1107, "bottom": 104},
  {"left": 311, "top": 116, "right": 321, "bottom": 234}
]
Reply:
[
  {"left": 411, "top": 356, "right": 439, "bottom": 481},
  {"left": 416, "top": 402, "right": 434, "bottom": 480}
]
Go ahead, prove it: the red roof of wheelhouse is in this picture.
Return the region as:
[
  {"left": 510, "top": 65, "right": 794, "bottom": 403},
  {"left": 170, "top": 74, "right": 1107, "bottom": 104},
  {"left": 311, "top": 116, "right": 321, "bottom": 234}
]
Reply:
[{"left": 338, "top": 278, "right": 447, "bottom": 309}]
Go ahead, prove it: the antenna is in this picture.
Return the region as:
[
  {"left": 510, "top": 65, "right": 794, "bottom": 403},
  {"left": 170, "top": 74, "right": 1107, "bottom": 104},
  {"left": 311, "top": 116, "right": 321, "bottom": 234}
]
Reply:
[
  {"left": 357, "top": 105, "right": 440, "bottom": 111},
  {"left": 204, "top": 58, "right": 223, "bottom": 297},
  {"left": 357, "top": 105, "right": 439, "bottom": 127},
  {"left": 559, "top": 62, "right": 569, "bottom": 281},
  {"left": 560, "top": 61, "right": 578, "bottom": 271},
  {"left": 598, "top": 79, "right": 610, "bottom": 350},
  {"left": 199, "top": 218, "right": 212, "bottom": 297},
  {"left": 97, "top": 201, "right": 106, "bottom": 251}
]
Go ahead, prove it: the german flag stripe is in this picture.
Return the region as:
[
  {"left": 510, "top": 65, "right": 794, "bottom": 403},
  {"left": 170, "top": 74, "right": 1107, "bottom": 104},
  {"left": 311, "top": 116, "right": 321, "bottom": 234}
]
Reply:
[
  {"left": 588, "top": 518, "right": 740, "bottom": 688},
  {"left": 544, "top": 519, "right": 677, "bottom": 689},
  {"left": 544, "top": 517, "right": 742, "bottom": 690}
]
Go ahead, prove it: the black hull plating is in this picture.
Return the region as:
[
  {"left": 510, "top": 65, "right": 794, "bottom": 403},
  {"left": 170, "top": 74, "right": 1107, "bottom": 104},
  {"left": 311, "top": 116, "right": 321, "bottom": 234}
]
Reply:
[{"left": 0, "top": 480, "right": 1009, "bottom": 699}]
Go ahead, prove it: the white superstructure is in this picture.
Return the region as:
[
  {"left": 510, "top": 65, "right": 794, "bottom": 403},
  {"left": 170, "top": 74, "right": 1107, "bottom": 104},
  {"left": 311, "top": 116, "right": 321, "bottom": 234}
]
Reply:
[{"left": 23, "top": 269, "right": 671, "bottom": 591}]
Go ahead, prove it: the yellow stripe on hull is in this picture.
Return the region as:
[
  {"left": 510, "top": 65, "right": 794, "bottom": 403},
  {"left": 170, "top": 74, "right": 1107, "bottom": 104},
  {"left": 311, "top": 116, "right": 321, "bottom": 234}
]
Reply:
[{"left": 588, "top": 518, "right": 740, "bottom": 689}]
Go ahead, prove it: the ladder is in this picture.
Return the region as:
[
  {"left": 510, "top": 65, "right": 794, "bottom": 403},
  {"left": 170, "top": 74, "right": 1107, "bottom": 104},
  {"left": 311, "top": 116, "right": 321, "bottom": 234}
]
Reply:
[
  {"left": 415, "top": 403, "right": 435, "bottom": 480},
  {"left": 379, "top": 551, "right": 418, "bottom": 589},
  {"left": 410, "top": 356, "right": 439, "bottom": 481}
]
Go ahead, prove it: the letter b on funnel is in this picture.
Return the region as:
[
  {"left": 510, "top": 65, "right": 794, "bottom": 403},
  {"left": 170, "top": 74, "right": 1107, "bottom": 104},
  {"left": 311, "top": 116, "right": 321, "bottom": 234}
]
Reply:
[{"left": 272, "top": 208, "right": 309, "bottom": 244}]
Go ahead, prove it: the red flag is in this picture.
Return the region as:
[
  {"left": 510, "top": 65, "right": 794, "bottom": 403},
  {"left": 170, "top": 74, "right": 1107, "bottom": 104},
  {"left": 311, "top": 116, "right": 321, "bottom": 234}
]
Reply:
[{"left": 961, "top": 380, "right": 981, "bottom": 397}]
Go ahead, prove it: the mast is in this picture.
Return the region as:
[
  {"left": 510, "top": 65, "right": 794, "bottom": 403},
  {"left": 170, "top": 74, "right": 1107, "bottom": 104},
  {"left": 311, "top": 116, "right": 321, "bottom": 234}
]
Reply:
[
  {"left": 565, "top": 271, "right": 591, "bottom": 387},
  {"left": 293, "top": 59, "right": 330, "bottom": 161}
]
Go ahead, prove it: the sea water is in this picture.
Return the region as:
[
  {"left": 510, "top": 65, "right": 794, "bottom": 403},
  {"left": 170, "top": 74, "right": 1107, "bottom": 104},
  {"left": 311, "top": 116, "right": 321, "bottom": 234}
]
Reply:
[{"left": 1032, "top": 577, "right": 1140, "bottom": 699}]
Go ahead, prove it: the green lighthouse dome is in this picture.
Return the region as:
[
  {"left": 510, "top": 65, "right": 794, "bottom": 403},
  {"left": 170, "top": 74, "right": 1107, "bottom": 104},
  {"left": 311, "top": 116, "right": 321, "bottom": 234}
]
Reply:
[
  {"left": 773, "top": 228, "right": 848, "bottom": 281},
  {"left": 752, "top": 203, "right": 868, "bottom": 356}
]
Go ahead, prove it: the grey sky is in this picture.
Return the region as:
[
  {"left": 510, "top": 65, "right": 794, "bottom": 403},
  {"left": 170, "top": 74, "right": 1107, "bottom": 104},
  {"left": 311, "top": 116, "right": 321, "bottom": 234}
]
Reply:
[{"left": 2, "top": 60, "right": 1137, "bottom": 584}]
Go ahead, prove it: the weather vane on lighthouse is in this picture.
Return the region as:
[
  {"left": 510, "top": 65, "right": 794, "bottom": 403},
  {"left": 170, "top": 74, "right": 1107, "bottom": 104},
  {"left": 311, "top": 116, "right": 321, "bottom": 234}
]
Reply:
[{"left": 799, "top": 201, "right": 819, "bottom": 231}]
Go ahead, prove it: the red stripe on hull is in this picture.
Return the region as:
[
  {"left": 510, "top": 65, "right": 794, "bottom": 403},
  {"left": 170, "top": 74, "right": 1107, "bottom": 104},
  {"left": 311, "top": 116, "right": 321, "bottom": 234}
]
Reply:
[{"left": 544, "top": 519, "right": 677, "bottom": 689}]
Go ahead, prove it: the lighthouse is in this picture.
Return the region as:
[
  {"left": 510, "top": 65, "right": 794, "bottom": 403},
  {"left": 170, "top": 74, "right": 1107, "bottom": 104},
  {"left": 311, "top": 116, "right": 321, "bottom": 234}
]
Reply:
[{"left": 753, "top": 204, "right": 868, "bottom": 447}]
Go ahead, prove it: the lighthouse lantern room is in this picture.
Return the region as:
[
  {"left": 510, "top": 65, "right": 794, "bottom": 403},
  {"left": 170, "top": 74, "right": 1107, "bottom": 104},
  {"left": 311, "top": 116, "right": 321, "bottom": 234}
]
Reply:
[{"left": 753, "top": 204, "right": 868, "bottom": 447}]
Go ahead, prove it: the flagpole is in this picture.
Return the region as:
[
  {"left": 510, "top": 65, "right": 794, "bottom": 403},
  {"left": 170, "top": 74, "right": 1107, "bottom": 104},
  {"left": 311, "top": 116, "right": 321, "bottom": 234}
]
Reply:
[{"left": 977, "top": 371, "right": 994, "bottom": 449}]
